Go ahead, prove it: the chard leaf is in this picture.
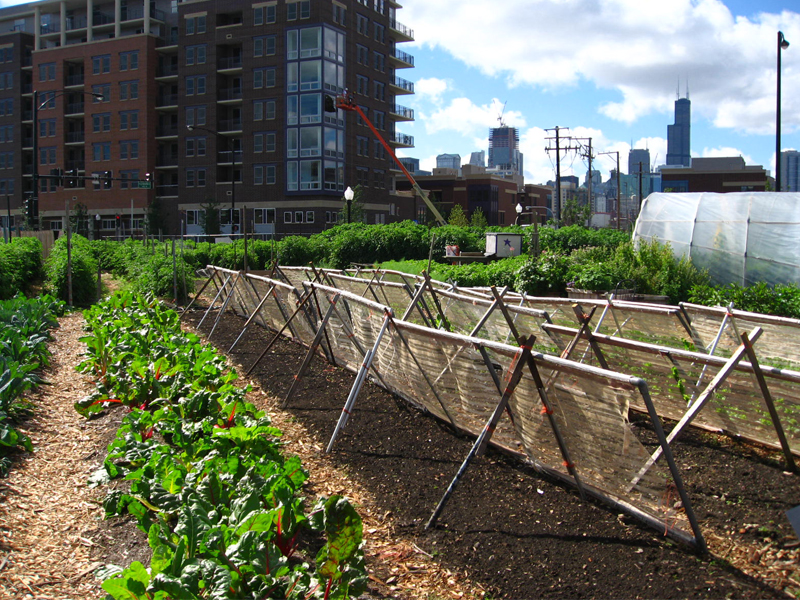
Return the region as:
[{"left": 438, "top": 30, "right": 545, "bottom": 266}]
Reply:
[{"left": 101, "top": 561, "right": 151, "bottom": 600}]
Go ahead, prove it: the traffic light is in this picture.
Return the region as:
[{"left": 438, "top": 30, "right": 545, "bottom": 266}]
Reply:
[
  {"left": 66, "top": 169, "right": 77, "bottom": 188},
  {"left": 115, "top": 214, "right": 121, "bottom": 228},
  {"left": 23, "top": 196, "right": 29, "bottom": 221},
  {"left": 324, "top": 94, "right": 337, "bottom": 113},
  {"left": 145, "top": 172, "right": 152, "bottom": 183},
  {"left": 104, "top": 170, "right": 113, "bottom": 189}
]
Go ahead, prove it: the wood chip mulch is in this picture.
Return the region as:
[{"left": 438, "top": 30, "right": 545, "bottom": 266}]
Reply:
[{"left": 0, "top": 311, "right": 486, "bottom": 600}]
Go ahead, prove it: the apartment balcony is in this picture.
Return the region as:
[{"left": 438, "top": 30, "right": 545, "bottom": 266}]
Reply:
[
  {"left": 217, "top": 150, "right": 243, "bottom": 164},
  {"left": 158, "top": 30, "right": 179, "bottom": 48},
  {"left": 389, "top": 48, "right": 414, "bottom": 68},
  {"left": 65, "top": 131, "right": 85, "bottom": 144},
  {"left": 390, "top": 132, "right": 414, "bottom": 148},
  {"left": 218, "top": 87, "right": 242, "bottom": 102},
  {"left": 93, "top": 12, "right": 114, "bottom": 26},
  {"left": 156, "top": 64, "right": 178, "bottom": 78},
  {"left": 65, "top": 159, "right": 84, "bottom": 171},
  {"left": 390, "top": 104, "right": 414, "bottom": 121},
  {"left": 389, "top": 19, "right": 414, "bottom": 43},
  {"left": 21, "top": 55, "right": 32, "bottom": 68},
  {"left": 218, "top": 56, "right": 242, "bottom": 71},
  {"left": 22, "top": 136, "right": 33, "bottom": 148},
  {"left": 389, "top": 76, "right": 414, "bottom": 95},
  {"left": 218, "top": 118, "right": 242, "bottom": 132},
  {"left": 156, "top": 94, "right": 178, "bottom": 108},
  {"left": 66, "top": 15, "right": 88, "bottom": 30},
  {"left": 65, "top": 74, "right": 84, "bottom": 87},
  {"left": 22, "top": 110, "right": 32, "bottom": 122},
  {"left": 156, "top": 154, "right": 178, "bottom": 168},
  {"left": 40, "top": 23, "right": 61, "bottom": 35},
  {"left": 156, "top": 184, "right": 179, "bottom": 197},
  {"left": 156, "top": 124, "right": 178, "bottom": 138},
  {"left": 65, "top": 102, "right": 85, "bottom": 115}
]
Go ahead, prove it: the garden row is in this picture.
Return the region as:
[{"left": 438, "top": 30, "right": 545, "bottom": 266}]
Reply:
[
  {"left": 76, "top": 291, "right": 367, "bottom": 599},
  {"left": 0, "top": 294, "right": 64, "bottom": 475},
  {"left": 6, "top": 220, "right": 800, "bottom": 318}
]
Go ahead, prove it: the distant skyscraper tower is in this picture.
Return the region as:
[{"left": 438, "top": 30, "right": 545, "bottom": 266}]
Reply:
[
  {"left": 469, "top": 150, "right": 486, "bottom": 167},
  {"left": 399, "top": 157, "right": 421, "bottom": 175},
  {"left": 780, "top": 150, "right": 800, "bottom": 192},
  {"left": 488, "top": 127, "right": 523, "bottom": 175},
  {"left": 436, "top": 153, "right": 461, "bottom": 170},
  {"left": 666, "top": 94, "right": 691, "bottom": 167},
  {"left": 628, "top": 149, "right": 651, "bottom": 174}
]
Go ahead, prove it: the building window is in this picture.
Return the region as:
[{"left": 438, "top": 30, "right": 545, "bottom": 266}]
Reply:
[
  {"left": 92, "top": 113, "right": 111, "bottom": 133},
  {"left": 300, "top": 27, "right": 321, "bottom": 58},
  {"left": 185, "top": 14, "right": 206, "bottom": 35},
  {"left": 39, "top": 146, "right": 55, "bottom": 165},
  {"left": 39, "top": 118, "right": 56, "bottom": 137},
  {"left": 300, "top": 159, "right": 321, "bottom": 190},
  {"left": 374, "top": 81, "right": 385, "bottom": 101},
  {"left": 254, "top": 4, "right": 276, "bottom": 25},
  {"left": 185, "top": 168, "right": 207, "bottom": 187},
  {"left": 119, "top": 80, "right": 139, "bottom": 101},
  {"left": 373, "top": 169, "right": 385, "bottom": 189},
  {"left": 300, "top": 127, "right": 321, "bottom": 157},
  {"left": 254, "top": 132, "right": 276, "bottom": 153},
  {"left": 0, "top": 125, "right": 13, "bottom": 142},
  {"left": 0, "top": 98, "right": 12, "bottom": 116},
  {"left": 300, "top": 94, "right": 321, "bottom": 124},
  {"left": 0, "top": 72, "right": 11, "bottom": 90},
  {"left": 374, "top": 140, "right": 386, "bottom": 160},
  {"left": 254, "top": 164, "right": 276, "bottom": 185},
  {"left": 357, "top": 136, "right": 369, "bottom": 157},
  {"left": 186, "top": 106, "right": 206, "bottom": 127},
  {"left": 92, "top": 54, "right": 111, "bottom": 75},
  {"left": 254, "top": 35, "right": 276, "bottom": 57},
  {"left": 119, "top": 50, "right": 139, "bottom": 71},
  {"left": 186, "top": 75, "right": 207, "bottom": 96},
  {"left": 254, "top": 208, "right": 276, "bottom": 224},
  {"left": 93, "top": 142, "right": 111, "bottom": 162},
  {"left": 356, "top": 166, "right": 369, "bottom": 187},
  {"left": 357, "top": 44, "right": 368, "bottom": 66},
  {"left": 253, "top": 67, "right": 276, "bottom": 89},
  {"left": 357, "top": 14, "right": 369, "bottom": 35},
  {"left": 374, "top": 23, "right": 385, "bottom": 43},
  {"left": 38, "top": 62, "right": 56, "bottom": 81},
  {"left": 333, "top": 3, "right": 346, "bottom": 25},
  {"left": 287, "top": 1, "right": 310, "bottom": 21},
  {"left": 374, "top": 110, "right": 385, "bottom": 130},
  {"left": 284, "top": 211, "right": 293, "bottom": 223},
  {"left": 357, "top": 75, "right": 369, "bottom": 95},
  {"left": 253, "top": 99, "right": 276, "bottom": 121},
  {"left": 119, "top": 110, "right": 139, "bottom": 130},
  {"left": 92, "top": 84, "right": 110, "bottom": 102},
  {"left": 119, "top": 140, "right": 139, "bottom": 160},
  {"left": 119, "top": 169, "right": 140, "bottom": 189},
  {"left": 299, "top": 61, "right": 321, "bottom": 90},
  {"left": 185, "top": 136, "right": 207, "bottom": 157},
  {"left": 186, "top": 44, "right": 207, "bottom": 66},
  {"left": 373, "top": 51, "right": 385, "bottom": 73}
]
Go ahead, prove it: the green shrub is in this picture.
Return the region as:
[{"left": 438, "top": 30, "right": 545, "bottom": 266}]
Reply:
[
  {"left": 689, "top": 281, "right": 800, "bottom": 319},
  {"left": 45, "top": 234, "right": 98, "bottom": 306},
  {"left": 515, "top": 251, "right": 572, "bottom": 295}
]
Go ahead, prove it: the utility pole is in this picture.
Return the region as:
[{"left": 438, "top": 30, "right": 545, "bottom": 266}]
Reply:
[
  {"left": 545, "top": 126, "right": 566, "bottom": 224},
  {"left": 545, "top": 127, "right": 582, "bottom": 224},
  {"left": 638, "top": 161, "right": 644, "bottom": 215}
]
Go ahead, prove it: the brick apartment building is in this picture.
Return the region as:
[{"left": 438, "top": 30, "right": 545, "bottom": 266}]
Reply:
[{"left": 0, "top": 0, "right": 416, "bottom": 237}]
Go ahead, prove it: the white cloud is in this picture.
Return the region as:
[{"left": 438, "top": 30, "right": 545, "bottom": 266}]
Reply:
[
  {"left": 415, "top": 77, "right": 450, "bottom": 103},
  {"left": 699, "top": 146, "right": 755, "bottom": 165},
  {"left": 404, "top": 0, "right": 800, "bottom": 133},
  {"left": 418, "top": 97, "right": 526, "bottom": 138}
]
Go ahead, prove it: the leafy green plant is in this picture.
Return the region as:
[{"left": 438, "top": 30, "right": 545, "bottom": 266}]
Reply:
[{"left": 45, "top": 233, "right": 99, "bottom": 305}]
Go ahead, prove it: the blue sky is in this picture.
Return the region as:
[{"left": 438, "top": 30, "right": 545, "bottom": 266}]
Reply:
[
  {"left": 3, "top": 0, "right": 797, "bottom": 185},
  {"left": 397, "top": 0, "right": 800, "bottom": 184}
]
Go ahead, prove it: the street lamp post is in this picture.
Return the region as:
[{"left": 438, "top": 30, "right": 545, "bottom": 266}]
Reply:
[
  {"left": 32, "top": 90, "right": 104, "bottom": 230},
  {"left": 344, "top": 186, "right": 354, "bottom": 224},
  {"left": 777, "top": 31, "right": 790, "bottom": 192},
  {"left": 187, "top": 125, "right": 237, "bottom": 232}
]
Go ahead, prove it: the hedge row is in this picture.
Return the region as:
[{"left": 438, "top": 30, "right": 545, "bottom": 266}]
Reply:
[{"left": 0, "top": 237, "right": 45, "bottom": 299}]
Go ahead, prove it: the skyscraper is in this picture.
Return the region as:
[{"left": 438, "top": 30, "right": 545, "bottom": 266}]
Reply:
[
  {"left": 666, "top": 96, "right": 691, "bottom": 167},
  {"left": 488, "top": 126, "right": 523, "bottom": 175},
  {"left": 469, "top": 150, "right": 485, "bottom": 167},
  {"left": 628, "top": 149, "right": 651, "bottom": 175},
  {"left": 436, "top": 153, "right": 461, "bottom": 170},
  {"left": 780, "top": 150, "right": 800, "bottom": 193}
]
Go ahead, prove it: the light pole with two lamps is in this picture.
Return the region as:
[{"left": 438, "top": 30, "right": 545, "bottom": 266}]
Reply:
[
  {"left": 777, "top": 31, "right": 790, "bottom": 192},
  {"left": 31, "top": 89, "right": 104, "bottom": 230}
]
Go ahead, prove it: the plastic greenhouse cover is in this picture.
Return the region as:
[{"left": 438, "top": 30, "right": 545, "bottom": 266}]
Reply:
[{"left": 632, "top": 192, "right": 800, "bottom": 286}]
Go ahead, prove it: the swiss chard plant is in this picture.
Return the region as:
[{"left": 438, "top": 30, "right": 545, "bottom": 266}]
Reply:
[{"left": 79, "top": 291, "right": 367, "bottom": 599}]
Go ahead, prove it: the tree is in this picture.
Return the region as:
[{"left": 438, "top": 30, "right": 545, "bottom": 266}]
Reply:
[
  {"left": 562, "top": 197, "right": 592, "bottom": 227},
  {"left": 338, "top": 184, "right": 367, "bottom": 224},
  {"left": 470, "top": 206, "right": 488, "bottom": 228},
  {"left": 146, "top": 197, "right": 169, "bottom": 237},
  {"left": 200, "top": 198, "right": 221, "bottom": 237},
  {"left": 70, "top": 202, "right": 90, "bottom": 238},
  {"left": 448, "top": 204, "right": 468, "bottom": 227}
]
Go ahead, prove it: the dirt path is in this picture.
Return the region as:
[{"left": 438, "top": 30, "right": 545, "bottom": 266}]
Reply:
[{"left": 0, "top": 313, "right": 105, "bottom": 600}]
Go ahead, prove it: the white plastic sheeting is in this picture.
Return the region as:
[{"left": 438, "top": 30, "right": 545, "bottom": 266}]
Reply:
[{"left": 632, "top": 192, "right": 800, "bottom": 286}]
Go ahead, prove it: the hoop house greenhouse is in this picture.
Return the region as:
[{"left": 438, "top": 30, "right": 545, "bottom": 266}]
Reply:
[{"left": 632, "top": 192, "right": 800, "bottom": 286}]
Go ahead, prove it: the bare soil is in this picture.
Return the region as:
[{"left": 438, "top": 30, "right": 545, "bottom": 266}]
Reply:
[{"left": 183, "top": 306, "right": 800, "bottom": 600}]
